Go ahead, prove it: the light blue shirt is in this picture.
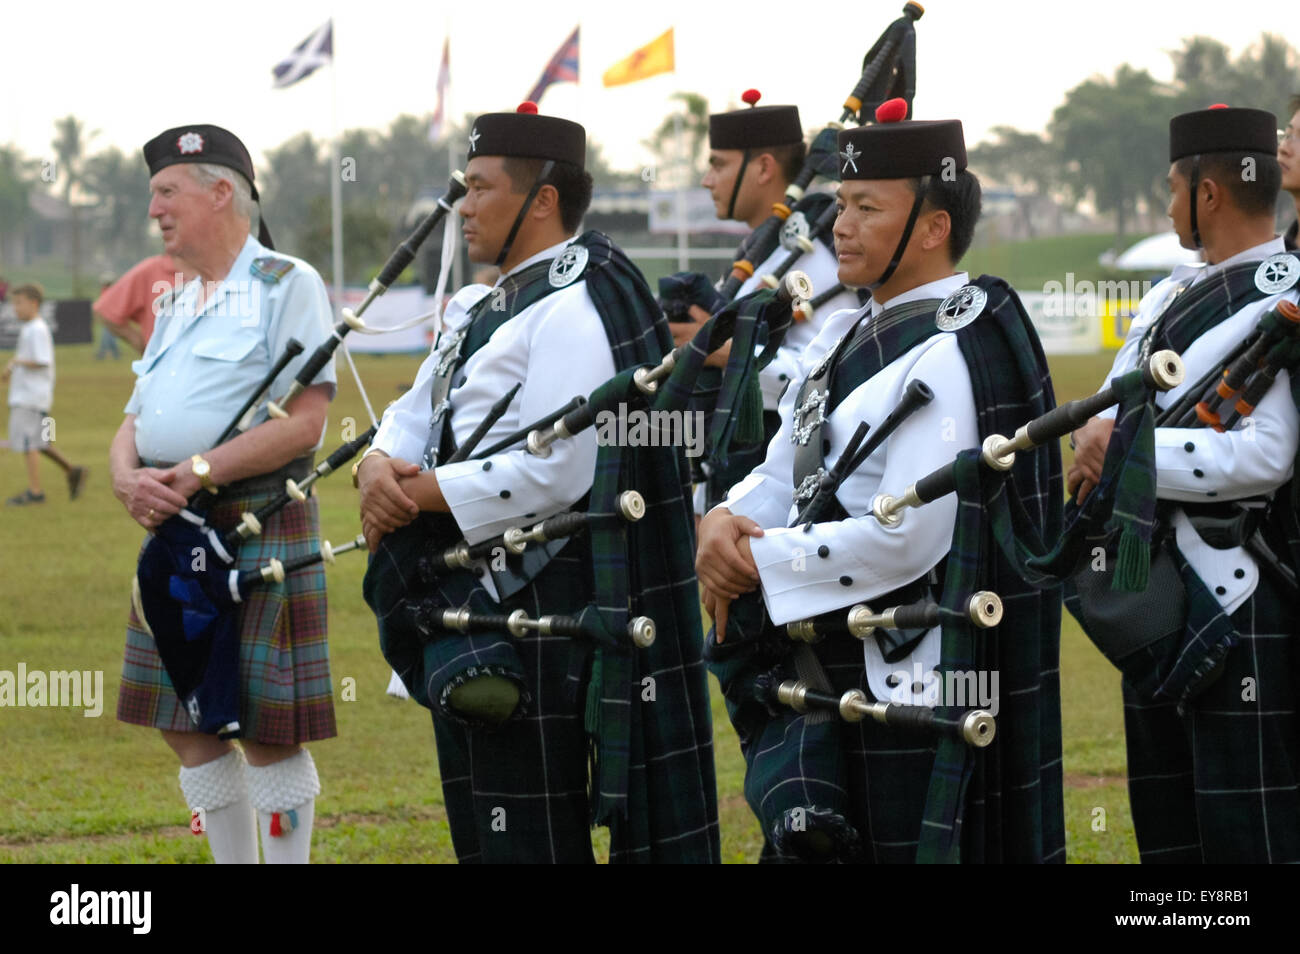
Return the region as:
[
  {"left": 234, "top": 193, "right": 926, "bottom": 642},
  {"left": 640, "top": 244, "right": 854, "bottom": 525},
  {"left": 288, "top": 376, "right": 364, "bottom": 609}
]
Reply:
[{"left": 125, "top": 234, "right": 337, "bottom": 463}]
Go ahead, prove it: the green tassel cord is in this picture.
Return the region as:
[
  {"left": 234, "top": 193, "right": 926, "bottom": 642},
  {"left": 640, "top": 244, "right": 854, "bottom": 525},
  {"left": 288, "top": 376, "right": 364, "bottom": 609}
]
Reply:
[{"left": 1112, "top": 526, "right": 1151, "bottom": 592}]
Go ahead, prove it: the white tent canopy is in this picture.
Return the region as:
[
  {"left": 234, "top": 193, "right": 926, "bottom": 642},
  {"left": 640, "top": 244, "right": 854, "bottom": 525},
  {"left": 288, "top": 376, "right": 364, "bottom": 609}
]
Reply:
[{"left": 1107, "top": 231, "right": 1203, "bottom": 271}]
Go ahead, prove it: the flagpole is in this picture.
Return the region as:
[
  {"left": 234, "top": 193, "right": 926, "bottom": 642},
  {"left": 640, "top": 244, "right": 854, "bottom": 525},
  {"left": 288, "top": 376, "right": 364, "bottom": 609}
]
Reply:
[
  {"left": 445, "top": 29, "right": 462, "bottom": 293},
  {"left": 674, "top": 89, "right": 688, "bottom": 272},
  {"left": 329, "top": 40, "right": 344, "bottom": 315}
]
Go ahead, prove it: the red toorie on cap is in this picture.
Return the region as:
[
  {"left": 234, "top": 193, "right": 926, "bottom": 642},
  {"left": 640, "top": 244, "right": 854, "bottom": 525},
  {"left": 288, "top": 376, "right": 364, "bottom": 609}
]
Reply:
[
  {"left": 1209, "top": 103, "right": 1229, "bottom": 109},
  {"left": 517, "top": 101, "right": 539, "bottom": 114},
  {"left": 741, "top": 89, "right": 761, "bottom": 106},
  {"left": 875, "top": 97, "right": 909, "bottom": 123}
]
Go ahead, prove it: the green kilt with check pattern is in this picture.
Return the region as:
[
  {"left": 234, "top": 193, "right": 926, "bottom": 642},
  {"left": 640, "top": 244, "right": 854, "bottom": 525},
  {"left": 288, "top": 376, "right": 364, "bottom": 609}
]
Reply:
[
  {"left": 117, "top": 490, "right": 336, "bottom": 745},
  {"left": 1122, "top": 562, "right": 1300, "bottom": 862}
]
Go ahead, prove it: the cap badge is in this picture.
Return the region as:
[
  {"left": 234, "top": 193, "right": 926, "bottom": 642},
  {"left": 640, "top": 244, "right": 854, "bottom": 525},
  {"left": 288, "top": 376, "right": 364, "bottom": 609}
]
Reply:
[
  {"left": 467, "top": 127, "right": 481, "bottom": 153},
  {"left": 840, "top": 142, "right": 860, "bottom": 175},
  {"left": 177, "top": 131, "right": 205, "bottom": 155}
]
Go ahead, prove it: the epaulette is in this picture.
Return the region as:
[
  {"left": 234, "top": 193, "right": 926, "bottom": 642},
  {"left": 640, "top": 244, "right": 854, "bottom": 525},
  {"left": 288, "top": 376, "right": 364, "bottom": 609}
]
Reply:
[{"left": 251, "top": 255, "right": 296, "bottom": 284}]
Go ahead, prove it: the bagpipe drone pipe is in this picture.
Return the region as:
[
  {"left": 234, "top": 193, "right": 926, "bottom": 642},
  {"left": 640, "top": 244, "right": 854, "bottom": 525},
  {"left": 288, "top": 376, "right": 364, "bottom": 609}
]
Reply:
[{"left": 132, "top": 171, "right": 468, "bottom": 738}]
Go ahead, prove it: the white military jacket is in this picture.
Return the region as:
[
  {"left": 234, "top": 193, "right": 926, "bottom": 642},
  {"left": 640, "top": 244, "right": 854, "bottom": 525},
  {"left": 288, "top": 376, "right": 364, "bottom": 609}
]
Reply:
[
  {"left": 717, "top": 272, "right": 977, "bottom": 702},
  {"left": 372, "top": 238, "right": 616, "bottom": 547},
  {"left": 1097, "top": 237, "right": 1300, "bottom": 613}
]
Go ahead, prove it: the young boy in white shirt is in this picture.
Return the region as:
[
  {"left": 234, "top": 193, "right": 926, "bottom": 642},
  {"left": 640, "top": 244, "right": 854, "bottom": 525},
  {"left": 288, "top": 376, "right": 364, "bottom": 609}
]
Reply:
[{"left": 4, "top": 283, "right": 86, "bottom": 504}]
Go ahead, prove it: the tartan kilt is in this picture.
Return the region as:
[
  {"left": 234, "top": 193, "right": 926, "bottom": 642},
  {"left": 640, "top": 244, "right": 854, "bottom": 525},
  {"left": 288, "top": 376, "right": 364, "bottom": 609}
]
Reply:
[
  {"left": 1122, "top": 572, "right": 1300, "bottom": 863},
  {"left": 369, "top": 517, "right": 600, "bottom": 863},
  {"left": 117, "top": 490, "right": 336, "bottom": 745}
]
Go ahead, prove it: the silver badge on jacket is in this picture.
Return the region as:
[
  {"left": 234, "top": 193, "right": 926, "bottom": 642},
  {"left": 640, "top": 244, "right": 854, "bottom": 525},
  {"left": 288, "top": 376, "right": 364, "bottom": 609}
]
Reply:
[
  {"left": 1254, "top": 254, "right": 1300, "bottom": 295},
  {"left": 549, "top": 245, "right": 589, "bottom": 288},
  {"left": 936, "top": 285, "right": 986, "bottom": 331}
]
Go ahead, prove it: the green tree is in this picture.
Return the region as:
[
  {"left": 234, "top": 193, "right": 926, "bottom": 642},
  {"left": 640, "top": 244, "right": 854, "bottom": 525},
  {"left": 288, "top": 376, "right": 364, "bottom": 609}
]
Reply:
[
  {"left": 0, "top": 146, "right": 34, "bottom": 266},
  {"left": 644, "top": 92, "right": 710, "bottom": 185},
  {"left": 51, "top": 115, "right": 97, "bottom": 294},
  {"left": 83, "top": 147, "right": 153, "bottom": 270},
  {"left": 968, "top": 126, "right": 1059, "bottom": 236},
  {"left": 260, "top": 132, "right": 331, "bottom": 256},
  {"left": 1048, "top": 65, "right": 1171, "bottom": 241}
]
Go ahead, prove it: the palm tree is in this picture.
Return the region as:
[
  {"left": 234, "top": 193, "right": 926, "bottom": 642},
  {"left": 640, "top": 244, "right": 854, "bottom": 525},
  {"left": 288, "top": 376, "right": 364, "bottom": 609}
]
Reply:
[
  {"left": 51, "top": 115, "right": 98, "bottom": 295},
  {"left": 644, "top": 92, "right": 711, "bottom": 186}
]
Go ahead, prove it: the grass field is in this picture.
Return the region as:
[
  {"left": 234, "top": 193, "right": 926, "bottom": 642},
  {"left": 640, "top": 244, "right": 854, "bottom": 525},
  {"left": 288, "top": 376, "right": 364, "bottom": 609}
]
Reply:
[{"left": 0, "top": 341, "right": 1142, "bottom": 864}]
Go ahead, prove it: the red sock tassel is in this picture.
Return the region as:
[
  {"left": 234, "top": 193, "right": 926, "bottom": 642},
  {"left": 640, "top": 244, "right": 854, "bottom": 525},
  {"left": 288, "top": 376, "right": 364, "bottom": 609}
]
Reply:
[{"left": 268, "top": 810, "right": 298, "bottom": 837}]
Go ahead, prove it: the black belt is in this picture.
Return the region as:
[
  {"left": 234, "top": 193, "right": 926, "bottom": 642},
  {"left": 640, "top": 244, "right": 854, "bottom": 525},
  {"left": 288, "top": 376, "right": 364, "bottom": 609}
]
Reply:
[{"left": 141, "top": 455, "right": 315, "bottom": 497}]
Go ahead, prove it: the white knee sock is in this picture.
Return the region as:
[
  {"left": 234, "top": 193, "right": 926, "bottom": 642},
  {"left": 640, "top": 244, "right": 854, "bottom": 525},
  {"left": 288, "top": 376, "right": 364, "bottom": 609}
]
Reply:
[
  {"left": 177, "top": 749, "right": 259, "bottom": 864},
  {"left": 244, "top": 749, "right": 321, "bottom": 864}
]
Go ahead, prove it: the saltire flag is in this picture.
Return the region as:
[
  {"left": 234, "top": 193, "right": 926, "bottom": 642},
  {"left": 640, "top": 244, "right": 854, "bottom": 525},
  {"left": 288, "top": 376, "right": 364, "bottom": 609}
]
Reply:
[
  {"left": 526, "top": 26, "right": 579, "bottom": 104},
  {"left": 272, "top": 19, "right": 333, "bottom": 89},
  {"left": 602, "top": 27, "right": 674, "bottom": 87},
  {"left": 429, "top": 38, "right": 452, "bottom": 142}
]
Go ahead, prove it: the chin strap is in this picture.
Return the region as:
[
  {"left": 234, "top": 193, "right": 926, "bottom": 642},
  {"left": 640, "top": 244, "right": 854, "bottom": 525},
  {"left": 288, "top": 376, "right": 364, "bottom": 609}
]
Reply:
[
  {"left": 870, "top": 175, "right": 931, "bottom": 290},
  {"left": 256, "top": 215, "right": 275, "bottom": 251},
  {"left": 1188, "top": 155, "right": 1203, "bottom": 250},
  {"left": 494, "top": 160, "right": 556, "bottom": 268},
  {"left": 725, "top": 149, "right": 753, "bottom": 221}
]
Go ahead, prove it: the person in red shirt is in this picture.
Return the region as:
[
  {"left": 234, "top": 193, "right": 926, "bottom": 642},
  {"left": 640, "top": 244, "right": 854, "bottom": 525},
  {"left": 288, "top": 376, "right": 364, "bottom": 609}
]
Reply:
[{"left": 93, "top": 254, "right": 192, "bottom": 353}]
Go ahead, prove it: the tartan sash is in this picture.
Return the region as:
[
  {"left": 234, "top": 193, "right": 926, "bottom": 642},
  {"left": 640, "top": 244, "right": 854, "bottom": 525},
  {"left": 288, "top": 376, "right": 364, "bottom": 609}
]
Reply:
[{"left": 1142, "top": 252, "right": 1300, "bottom": 358}]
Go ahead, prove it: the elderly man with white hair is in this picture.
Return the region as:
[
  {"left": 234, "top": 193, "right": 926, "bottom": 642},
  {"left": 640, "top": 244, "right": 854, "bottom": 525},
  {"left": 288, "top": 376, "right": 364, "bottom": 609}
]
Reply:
[{"left": 108, "top": 124, "right": 338, "bottom": 863}]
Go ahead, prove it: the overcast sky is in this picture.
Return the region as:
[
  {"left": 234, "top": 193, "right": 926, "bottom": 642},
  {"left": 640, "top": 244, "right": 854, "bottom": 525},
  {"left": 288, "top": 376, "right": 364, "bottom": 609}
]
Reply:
[{"left": 1, "top": 0, "right": 1288, "bottom": 175}]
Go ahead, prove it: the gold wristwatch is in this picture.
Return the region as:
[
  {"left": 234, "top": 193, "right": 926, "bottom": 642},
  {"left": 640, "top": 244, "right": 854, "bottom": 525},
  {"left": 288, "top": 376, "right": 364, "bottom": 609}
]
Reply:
[
  {"left": 352, "top": 448, "right": 387, "bottom": 489},
  {"left": 191, "top": 454, "right": 218, "bottom": 494}
]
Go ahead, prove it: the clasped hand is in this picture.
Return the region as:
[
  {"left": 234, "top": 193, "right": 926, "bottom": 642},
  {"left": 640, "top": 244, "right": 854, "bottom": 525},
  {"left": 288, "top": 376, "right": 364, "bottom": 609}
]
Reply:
[{"left": 695, "top": 508, "right": 764, "bottom": 641}]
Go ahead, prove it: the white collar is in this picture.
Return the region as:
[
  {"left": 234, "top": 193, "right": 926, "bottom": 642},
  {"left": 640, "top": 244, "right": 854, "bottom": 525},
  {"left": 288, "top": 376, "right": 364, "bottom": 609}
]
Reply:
[
  {"left": 498, "top": 236, "right": 576, "bottom": 283},
  {"left": 870, "top": 272, "right": 969, "bottom": 317},
  {"left": 1174, "top": 236, "right": 1285, "bottom": 287}
]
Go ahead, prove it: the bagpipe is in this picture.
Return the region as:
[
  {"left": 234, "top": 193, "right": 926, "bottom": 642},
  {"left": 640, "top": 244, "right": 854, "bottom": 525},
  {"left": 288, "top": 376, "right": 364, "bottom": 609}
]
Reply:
[
  {"left": 367, "top": 267, "right": 813, "bottom": 729},
  {"left": 1156, "top": 298, "right": 1300, "bottom": 431},
  {"left": 723, "top": 351, "right": 1185, "bottom": 747},
  {"left": 871, "top": 350, "right": 1185, "bottom": 527},
  {"left": 1064, "top": 298, "right": 1300, "bottom": 704},
  {"left": 132, "top": 171, "right": 468, "bottom": 737},
  {"left": 713, "top": 2, "right": 924, "bottom": 303},
  {"left": 768, "top": 679, "right": 995, "bottom": 748}
]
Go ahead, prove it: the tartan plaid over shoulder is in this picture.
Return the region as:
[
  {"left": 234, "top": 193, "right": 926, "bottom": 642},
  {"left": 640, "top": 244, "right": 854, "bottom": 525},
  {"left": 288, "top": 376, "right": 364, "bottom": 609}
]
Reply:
[
  {"left": 918, "top": 275, "right": 1065, "bottom": 863},
  {"left": 574, "top": 231, "right": 721, "bottom": 862}
]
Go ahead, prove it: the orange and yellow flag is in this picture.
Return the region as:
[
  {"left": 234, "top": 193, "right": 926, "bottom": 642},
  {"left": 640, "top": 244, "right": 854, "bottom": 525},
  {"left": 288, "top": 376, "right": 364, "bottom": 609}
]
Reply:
[{"left": 602, "top": 28, "right": 674, "bottom": 87}]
